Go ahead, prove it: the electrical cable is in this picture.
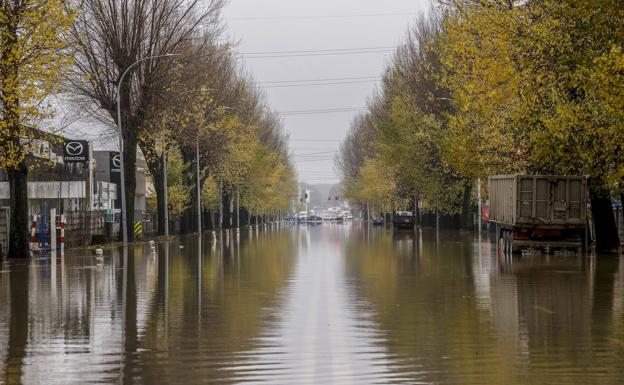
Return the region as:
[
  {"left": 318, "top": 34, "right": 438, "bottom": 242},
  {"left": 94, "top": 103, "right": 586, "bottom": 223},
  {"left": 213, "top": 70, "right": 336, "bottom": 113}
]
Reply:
[
  {"left": 241, "top": 47, "right": 393, "bottom": 55},
  {"left": 239, "top": 49, "right": 393, "bottom": 59},
  {"left": 257, "top": 76, "right": 379, "bottom": 84},
  {"left": 229, "top": 12, "right": 418, "bottom": 21},
  {"left": 259, "top": 79, "right": 378, "bottom": 88},
  {"left": 279, "top": 107, "right": 365, "bottom": 115},
  {"left": 291, "top": 150, "right": 338, "bottom": 157}
]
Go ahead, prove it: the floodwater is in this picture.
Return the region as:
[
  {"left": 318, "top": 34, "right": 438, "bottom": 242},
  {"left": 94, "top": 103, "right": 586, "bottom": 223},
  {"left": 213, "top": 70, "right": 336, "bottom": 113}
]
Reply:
[{"left": 0, "top": 224, "right": 623, "bottom": 384}]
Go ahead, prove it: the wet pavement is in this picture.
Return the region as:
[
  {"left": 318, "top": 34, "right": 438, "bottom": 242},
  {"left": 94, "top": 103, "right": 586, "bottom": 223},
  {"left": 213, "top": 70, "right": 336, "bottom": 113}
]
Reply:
[{"left": 0, "top": 223, "right": 623, "bottom": 384}]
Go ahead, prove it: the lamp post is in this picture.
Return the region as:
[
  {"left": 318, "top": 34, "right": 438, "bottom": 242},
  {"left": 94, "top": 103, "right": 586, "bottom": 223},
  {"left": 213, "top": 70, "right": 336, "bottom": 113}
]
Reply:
[
  {"left": 196, "top": 136, "right": 201, "bottom": 233},
  {"left": 116, "top": 53, "right": 178, "bottom": 243},
  {"left": 163, "top": 151, "right": 169, "bottom": 237}
]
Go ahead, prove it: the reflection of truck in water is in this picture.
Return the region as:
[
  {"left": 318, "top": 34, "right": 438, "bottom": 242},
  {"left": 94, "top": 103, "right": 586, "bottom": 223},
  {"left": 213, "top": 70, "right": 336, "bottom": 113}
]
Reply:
[
  {"left": 393, "top": 211, "right": 415, "bottom": 228},
  {"left": 489, "top": 175, "right": 587, "bottom": 253}
]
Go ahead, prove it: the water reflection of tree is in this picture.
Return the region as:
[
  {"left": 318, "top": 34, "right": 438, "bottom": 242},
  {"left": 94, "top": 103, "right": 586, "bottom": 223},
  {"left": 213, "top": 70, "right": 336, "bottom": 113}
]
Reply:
[
  {"left": 5, "top": 262, "right": 28, "bottom": 385},
  {"left": 345, "top": 229, "right": 624, "bottom": 384},
  {"left": 128, "top": 232, "right": 296, "bottom": 383}
]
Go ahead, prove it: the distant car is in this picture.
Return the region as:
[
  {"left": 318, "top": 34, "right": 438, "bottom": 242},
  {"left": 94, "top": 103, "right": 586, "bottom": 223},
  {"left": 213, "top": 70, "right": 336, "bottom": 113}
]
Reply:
[
  {"left": 393, "top": 211, "right": 415, "bottom": 228},
  {"left": 308, "top": 215, "right": 323, "bottom": 223},
  {"left": 372, "top": 217, "right": 384, "bottom": 226}
]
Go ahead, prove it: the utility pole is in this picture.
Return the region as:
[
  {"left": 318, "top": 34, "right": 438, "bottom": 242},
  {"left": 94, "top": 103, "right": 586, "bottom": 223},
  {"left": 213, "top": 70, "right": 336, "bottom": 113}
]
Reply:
[
  {"left": 163, "top": 152, "right": 169, "bottom": 237},
  {"left": 236, "top": 187, "right": 240, "bottom": 230},
  {"left": 196, "top": 137, "right": 201, "bottom": 233},
  {"left": 218, "top": 177, "right": 223, "bottom": 229},
  {"left": 477, "top": 177, "right": 482, "bottom": 234}
]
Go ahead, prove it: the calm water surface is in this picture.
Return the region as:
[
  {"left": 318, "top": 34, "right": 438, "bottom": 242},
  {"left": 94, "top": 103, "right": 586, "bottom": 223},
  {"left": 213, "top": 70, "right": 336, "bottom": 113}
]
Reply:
[{"left": 0, "top": 224, "right": 623, "bottom": 384}]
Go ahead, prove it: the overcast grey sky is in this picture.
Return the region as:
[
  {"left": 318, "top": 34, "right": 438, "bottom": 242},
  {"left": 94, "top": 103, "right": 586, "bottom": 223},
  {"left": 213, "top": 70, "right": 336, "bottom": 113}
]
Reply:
[{"left": 222, "top": 0, "right": 432, "bottom": 185}]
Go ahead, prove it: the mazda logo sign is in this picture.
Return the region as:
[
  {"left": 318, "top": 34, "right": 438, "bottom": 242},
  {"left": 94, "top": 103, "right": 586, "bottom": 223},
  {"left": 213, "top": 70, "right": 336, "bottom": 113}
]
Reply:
[
  {"left": 112, "top": 154, "right": 121, "bottom": 168},
  {"left": 65, "top": 141, "right": 84, "bottom": 156}
]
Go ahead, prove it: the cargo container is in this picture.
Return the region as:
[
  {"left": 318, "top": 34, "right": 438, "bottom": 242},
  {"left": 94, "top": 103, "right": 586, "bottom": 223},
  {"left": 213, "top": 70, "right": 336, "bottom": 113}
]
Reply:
[{"left": 488, "top": 175, "right": 588, "bottom": 253}]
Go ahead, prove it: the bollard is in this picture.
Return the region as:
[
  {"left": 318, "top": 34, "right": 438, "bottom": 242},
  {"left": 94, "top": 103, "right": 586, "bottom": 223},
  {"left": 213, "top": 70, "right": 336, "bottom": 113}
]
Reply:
[
  {"left": 59, "top": 215, "right": 65, "bottom": 257},
  {"left": 30, "top": 215, "right": 38, "bottom": 251},
  {"left": 50, "top": 209, "right": 56, "bottom": 256}
]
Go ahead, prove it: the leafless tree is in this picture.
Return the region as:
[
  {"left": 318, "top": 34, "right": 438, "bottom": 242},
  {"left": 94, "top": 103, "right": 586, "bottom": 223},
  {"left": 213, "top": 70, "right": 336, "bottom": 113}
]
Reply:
[{"left": 69, "top": 0, "right": 224, "bottom": 239}]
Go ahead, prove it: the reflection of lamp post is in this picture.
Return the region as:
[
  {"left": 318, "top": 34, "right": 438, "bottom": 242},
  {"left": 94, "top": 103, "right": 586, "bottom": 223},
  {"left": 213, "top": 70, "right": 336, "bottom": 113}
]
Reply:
[{"left": 116, "top": 53, "right": 178, "bottom": 243}]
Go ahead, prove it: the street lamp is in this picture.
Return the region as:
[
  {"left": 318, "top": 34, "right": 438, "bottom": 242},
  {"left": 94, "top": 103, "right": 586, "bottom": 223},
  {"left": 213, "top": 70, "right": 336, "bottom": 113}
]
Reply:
[{"left": 116, "top": 53, "right": 179, "bottom": 243}]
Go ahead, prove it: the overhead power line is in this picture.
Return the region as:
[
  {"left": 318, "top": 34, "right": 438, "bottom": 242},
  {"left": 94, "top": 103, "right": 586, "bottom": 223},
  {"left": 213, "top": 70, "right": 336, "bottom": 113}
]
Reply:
[
  {"left": 291, "top": 150, "right": 338, "bottom": 157},
  {"left": 279, "top": 107, "right": 365, "bottom": 116},
  {"left": 290, "top": 139, "right": 342, "bottom": 142},
  {"left": 257, "top": 76, "right": 379, "bottom": 84},
  {"left": 260, "top": 79, "right": 378, "bottom": 89},
  {"left": 229, "top": 12, "right": 418, "bottom": 21},
  {"left": 293, "top": 158, "right": 335, "bottom": 162},
  {"left": 239, "top": 49, "right": 393, "bottom": 59},
  {"left": 241, "top": 47, "right": 393, "bottom": 55}
]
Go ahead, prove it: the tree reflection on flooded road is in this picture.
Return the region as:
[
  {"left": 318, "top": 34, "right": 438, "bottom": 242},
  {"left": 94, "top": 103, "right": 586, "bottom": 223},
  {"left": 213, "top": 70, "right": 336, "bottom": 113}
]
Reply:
[{"left": 0, "top": 224, "right": 623, "bottom": 384}]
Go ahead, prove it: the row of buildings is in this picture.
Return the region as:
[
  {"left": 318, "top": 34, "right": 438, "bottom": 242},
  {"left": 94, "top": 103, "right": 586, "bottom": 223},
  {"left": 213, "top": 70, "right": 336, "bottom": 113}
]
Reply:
[{"left": 0, "top": 128, "right": 151, "bottom": 255}]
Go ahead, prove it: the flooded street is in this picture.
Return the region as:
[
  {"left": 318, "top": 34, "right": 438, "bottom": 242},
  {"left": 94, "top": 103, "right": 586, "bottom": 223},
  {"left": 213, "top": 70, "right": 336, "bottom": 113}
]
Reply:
[{"left": 1, "top": 224, "right": 623, "bottom": 384}]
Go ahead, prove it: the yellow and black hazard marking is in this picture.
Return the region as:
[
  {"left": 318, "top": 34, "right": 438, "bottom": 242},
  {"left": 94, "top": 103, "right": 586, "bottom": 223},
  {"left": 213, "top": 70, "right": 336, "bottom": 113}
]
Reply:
[{"left": 133, "top": 221, "right": 143, "bottom": 240}]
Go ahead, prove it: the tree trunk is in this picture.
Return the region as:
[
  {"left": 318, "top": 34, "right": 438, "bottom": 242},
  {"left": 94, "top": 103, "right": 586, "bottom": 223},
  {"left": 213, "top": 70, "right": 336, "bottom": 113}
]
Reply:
[
  {"left": 123, "top": 132, "right": 138, "bottom": 242},
  {"left": 460, "top": 181, "right": 473, "bottom": 230},
  {"left": 152, "top": 162, "right": 166, "bottom": 236},
  {"left": 139, "top": 139, "right": 166, "bottom": 236},
  {"left": 3, "top": 18, "right": 28, "bottom": 258},
  {"left": 229, "top": 196, "right": 233, "bottom": 228},
  {"left": 8, "top": 161, "right": 29, "bottom": 258},
  {"left": 412, "top": 195, "right": 420, "bottom": 227},
  {"left": 589, "top": 185, "right": 619, "bottom": 252},
  {"left": 221, "top": 189, "right": 231, "bottom": 229}
]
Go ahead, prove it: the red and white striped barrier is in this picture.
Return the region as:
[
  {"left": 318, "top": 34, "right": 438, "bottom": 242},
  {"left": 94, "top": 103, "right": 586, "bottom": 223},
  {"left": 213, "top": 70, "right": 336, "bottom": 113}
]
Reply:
[
  {"left": 30, "top": 215, "right": 38, "bottom": 251},
  {"left": 58, "top": 214, "right": 65, "bottom": 256}
]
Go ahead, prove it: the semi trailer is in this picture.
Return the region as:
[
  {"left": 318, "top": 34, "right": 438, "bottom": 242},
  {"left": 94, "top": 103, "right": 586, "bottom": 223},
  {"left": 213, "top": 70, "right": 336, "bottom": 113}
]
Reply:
[{"left": 488, "top": 175, "right": 588, "bottom": 254}]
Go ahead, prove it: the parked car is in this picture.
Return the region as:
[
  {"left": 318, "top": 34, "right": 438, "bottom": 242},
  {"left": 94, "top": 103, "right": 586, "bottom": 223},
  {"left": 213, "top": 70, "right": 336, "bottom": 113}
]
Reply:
[{"left": 392, "top": 211, "right": 415, "bottom": 228}]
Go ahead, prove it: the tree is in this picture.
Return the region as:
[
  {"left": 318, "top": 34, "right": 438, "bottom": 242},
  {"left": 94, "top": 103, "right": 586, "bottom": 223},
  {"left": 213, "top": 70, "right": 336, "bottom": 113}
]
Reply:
[
  {"left": 440, "top": 0, "right": 623, "bottom": 250},
  {"left": 337, "top": 9, "right": 468, "bottom": 223},
  {"left": 0, "top": 0, "right": 73, "bottom": 258},
  {"left": 70, "top": 0, "right": 224, "bottom": 240},
  {"left": 343, "top": 157, "right": 399, "bottom": 216}
]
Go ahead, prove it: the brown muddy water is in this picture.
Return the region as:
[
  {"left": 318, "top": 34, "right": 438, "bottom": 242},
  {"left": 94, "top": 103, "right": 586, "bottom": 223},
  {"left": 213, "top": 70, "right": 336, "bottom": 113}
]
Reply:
[{"left": 0, "top": 224, "right": 623, "bottom": 384}]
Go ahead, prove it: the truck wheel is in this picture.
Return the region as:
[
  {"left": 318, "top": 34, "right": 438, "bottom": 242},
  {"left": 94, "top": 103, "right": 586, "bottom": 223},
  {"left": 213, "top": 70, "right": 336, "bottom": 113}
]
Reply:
[
  {"left": 509, "top": 231, "right": 515, "bottom": 254},
  {"left": 506, "top": 230, "right": 511, "bottom": 255}
]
